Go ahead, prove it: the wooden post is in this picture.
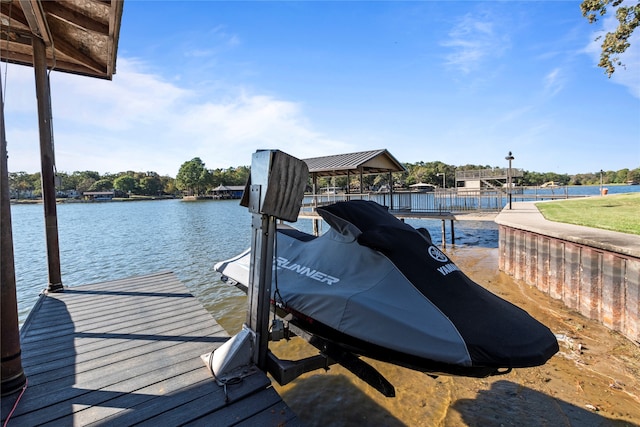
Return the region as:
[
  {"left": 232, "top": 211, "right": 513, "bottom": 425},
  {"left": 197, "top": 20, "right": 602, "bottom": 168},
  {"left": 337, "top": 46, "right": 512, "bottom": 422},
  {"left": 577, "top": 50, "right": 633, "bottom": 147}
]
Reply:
[
  {"left": 450, "top": 219, "right": 455, "bottom": 245},
  {"left": 33, "top": 36, "right": 63, "bottom": 292},
  {"left": 312, "top": 173, "right": 318, "bottom": 208},
  {"left": 346, "top": 170, "right": 350, "bottom": 195},
  {"left": 1, "top": 74, "right": 27, "bottom": 396},
  {"left": 311, "top": 173, "right": 320, "bottom": 236},
  {"left": 388, "top": 171, "right": 394, "bottom": 210}
]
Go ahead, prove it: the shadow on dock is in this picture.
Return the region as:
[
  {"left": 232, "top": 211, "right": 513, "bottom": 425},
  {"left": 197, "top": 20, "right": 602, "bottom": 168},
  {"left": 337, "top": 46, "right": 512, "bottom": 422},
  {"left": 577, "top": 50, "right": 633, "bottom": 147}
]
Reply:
[{"left": 1, "top": 272, "right": 299, "bottom": 426}]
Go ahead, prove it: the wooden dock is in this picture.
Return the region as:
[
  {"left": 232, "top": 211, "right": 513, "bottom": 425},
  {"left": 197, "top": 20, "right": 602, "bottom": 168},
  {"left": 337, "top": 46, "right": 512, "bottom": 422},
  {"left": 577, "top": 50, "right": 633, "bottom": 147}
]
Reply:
[{"left": 1, "top": 272, "right": 299, "bottom": 426}]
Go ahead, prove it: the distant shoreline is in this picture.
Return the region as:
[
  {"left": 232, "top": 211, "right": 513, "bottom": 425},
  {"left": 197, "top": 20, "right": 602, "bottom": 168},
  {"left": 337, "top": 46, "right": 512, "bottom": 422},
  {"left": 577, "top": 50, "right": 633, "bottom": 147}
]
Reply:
[
  {"left": 10, "top": 195, "right": 177, "bottom": 205},
  {"left": 9, "top": 182, "right": 638, "bottom": 205}
]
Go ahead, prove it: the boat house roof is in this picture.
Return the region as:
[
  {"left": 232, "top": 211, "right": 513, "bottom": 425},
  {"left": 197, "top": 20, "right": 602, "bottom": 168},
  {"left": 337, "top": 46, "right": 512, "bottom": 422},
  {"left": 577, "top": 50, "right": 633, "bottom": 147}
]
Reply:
[
  {"left": 302, "top": 149, "right": 406, "bottom": 177},
  {"left": 212, "top": 185, "right": 245, "bottom": 192},
  {"left": 0, "top": 0, "right": 123, "bottom": 79},
  {"left": 409, "top": 182, "right": 436, "bottom": 188}
]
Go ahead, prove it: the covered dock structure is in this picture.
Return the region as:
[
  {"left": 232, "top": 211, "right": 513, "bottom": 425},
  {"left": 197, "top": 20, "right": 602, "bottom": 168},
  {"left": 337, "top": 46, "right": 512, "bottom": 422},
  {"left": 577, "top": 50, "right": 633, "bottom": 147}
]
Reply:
[
  {"left": 300, "top": 149, "right": 407, "bottom": 236},
  {"left": 211, "top": 185, "right": 244, "bottom": 199},
  {"left": 1, "top": 0, "right": 124, "bottom": 397},
  {"left": 303, "top": 148, "right": 407, "bottom": 209}
]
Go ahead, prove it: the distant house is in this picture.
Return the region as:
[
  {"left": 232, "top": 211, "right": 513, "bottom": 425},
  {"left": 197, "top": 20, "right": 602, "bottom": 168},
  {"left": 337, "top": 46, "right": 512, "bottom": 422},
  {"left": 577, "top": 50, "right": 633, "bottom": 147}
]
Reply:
[
  {"left": 83, "top": 191, "right": 115, "bottom": 201},
  {"left": 57, "top": 189, "right": 80, "bottom": 199},
  {"left": 211, "top": 185, "right": 244, "bottom": 199},
  {"left": 9, "top": 188, "right": 37, "bottom": 199}
]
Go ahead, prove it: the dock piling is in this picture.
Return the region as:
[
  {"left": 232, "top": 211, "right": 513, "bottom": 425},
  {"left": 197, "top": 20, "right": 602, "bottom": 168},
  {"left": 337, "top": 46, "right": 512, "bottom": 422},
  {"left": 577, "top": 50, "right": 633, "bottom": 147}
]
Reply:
[
  {"left": 1, "top": 75, "right": 27, "bottom": 396},
  {"left": 33, "top": 35, "right": 63, "bottom": 292}
]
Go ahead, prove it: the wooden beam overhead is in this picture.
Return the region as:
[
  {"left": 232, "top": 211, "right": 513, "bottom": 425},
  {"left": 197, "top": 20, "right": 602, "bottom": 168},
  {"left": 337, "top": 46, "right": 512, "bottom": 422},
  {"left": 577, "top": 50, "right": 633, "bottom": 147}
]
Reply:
[
  {"left": 0, "top": 0, "right": 123, "bottom": 80},
  {"left": 44, "top": 2, "right": 109, "bottom": 34},
  {"left": 19, "top": 0, "right": 52, "bottom": 45}
]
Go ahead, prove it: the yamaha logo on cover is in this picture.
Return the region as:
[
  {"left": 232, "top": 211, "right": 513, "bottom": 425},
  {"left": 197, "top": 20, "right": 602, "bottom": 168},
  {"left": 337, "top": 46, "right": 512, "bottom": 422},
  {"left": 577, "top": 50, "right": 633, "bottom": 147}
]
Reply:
[{"left": 428, "top": 246, "right": 448, "bottom": 263}]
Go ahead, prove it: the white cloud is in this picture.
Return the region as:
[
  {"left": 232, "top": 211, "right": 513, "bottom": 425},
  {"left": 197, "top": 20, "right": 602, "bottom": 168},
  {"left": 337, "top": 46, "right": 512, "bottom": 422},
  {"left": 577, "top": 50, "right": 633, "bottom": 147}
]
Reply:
[
  {"left": 543, "top": 67, "right": 565, "bottom": 97},
  {"left": 442, "top": 11, "right": 510, "bottom": 74},
  {"left": 184, "top": 25, "right": 241, "bottom": 58},
  {"left": 4, "top": 59, "right": 350, "bottom": 175},
  {"left": 50, "top": 58, "right": 190, "bottom": 131},
  {"left": 172, "top": 91, "right": 352, "bottom": 169}
]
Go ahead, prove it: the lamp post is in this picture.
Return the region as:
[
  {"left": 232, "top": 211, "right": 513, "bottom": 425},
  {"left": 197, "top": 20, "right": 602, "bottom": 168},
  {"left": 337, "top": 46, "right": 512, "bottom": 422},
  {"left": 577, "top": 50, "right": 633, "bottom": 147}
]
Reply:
[
  {"left": 505, "top": 151, "right": 515, "bottom": 209},
  {"left": 600, "top": 169, "right": 603, "bottom": 195},
  {"left": 437, "top": 172, "right": 446, "bottom": 189}
]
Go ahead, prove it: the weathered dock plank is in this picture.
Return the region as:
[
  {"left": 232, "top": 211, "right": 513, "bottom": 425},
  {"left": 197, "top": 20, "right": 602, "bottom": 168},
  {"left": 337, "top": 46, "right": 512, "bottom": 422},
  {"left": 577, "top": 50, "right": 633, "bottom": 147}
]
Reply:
[{"left": 1, "top": 271, "right": 298, "bottom": 426}]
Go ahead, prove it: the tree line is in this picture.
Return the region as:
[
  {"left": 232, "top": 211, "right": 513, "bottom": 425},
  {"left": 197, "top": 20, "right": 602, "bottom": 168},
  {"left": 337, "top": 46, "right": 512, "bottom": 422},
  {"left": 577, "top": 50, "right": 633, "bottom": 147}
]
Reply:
[
  {"left": 8, "top": 160, "right": 250, "bottom": 199},
  {"left": 9, "top": 157, "right": 639, "bottom": 199}
]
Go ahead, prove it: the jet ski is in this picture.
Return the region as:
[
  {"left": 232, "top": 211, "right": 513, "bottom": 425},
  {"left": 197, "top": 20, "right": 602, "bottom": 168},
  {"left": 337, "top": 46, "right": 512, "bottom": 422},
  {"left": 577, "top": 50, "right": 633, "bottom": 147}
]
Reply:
[{"left": 214, "top": 200, "right": 558, "bottom": 379}]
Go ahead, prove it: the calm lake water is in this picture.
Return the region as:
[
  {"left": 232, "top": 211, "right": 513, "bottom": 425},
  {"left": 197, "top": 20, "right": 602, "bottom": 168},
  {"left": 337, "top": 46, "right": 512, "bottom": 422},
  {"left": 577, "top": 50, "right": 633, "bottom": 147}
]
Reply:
[
  {"left": 10, "top": 198, "right": 499, "bottom": 327},
  {"left": 9, "top": 184, "right": 638, "bottom": 327}
]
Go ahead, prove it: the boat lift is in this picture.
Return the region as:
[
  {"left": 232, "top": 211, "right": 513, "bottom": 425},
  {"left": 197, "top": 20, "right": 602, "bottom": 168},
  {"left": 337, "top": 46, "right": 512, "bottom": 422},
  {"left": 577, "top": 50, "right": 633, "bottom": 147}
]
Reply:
[{"left": 204, "top": 149, "right": 396, "bottom": 398}]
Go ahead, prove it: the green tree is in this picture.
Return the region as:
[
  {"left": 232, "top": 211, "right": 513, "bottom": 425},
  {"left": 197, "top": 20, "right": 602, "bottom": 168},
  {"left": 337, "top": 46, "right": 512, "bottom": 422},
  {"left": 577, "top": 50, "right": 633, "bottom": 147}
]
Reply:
[
  {"left": 89, "top": 179, "right": 113, "bottom": 191},
  {"left": 230, "top": 166, "right": 250, "bottom": 186},
  {"left": 9, "top": 171, "right": 35, "bottom": 199},
  {"left": 211, "top": 166, "right": 251, "bottom": 187},
  {"left": 627, "top": 167, "right": 640, "bottom": 183},
  {"left": 113, "top": 175, "right": 137, "bottom": 195},
  {"left": 582, "top": 0, "right": 640, "bottom": 76},
  {"left": 140, "top": 174, "right": 163, "bottom": 196},
  {"left": 176, "top": 157, "right": 208, "bottom": 196},
  {"left": 71, "top": 171, "right": 100, "bottom": 194},
  {"left": 160, "top": 175, "right": 177, "bottom": 195},
  {"left": 614, "top": 168, "right": 630, "bottom": 183},
  {"left": 199, "top": 168, "right": 214, "bottom": 194}
]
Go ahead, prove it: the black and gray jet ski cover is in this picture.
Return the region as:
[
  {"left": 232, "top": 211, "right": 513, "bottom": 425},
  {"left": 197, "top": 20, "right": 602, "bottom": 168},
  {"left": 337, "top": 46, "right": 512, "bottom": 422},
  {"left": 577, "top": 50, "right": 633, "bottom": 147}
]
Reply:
[{"left": 216, "top": 200, "right": 559, "bottom": 377}]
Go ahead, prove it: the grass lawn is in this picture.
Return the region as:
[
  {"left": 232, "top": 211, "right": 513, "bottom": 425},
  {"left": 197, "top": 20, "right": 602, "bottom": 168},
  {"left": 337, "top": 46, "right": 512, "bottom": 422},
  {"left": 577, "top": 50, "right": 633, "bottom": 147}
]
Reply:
[{"left": 535, "top": 193, "right": 640, "bottom": 235}]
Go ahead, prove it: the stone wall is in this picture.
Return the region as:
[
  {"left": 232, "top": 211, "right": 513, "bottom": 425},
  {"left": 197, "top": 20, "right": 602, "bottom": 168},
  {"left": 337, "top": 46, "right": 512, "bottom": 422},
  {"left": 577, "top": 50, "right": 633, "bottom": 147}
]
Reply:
[{"left": 498, "top": 225, "right": 639, "bottom": 343}]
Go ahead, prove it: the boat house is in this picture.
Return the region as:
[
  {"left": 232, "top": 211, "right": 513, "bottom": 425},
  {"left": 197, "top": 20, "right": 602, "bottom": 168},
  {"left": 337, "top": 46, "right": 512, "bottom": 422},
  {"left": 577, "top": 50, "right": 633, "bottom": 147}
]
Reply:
[
  {"left": 211, "top": 185, "right": 244, "bottom": 199},
  {"left": 303, "top": 149, "right": 406, "bottom": 197},
  {"left": 83, "top": 191, "right": 115, "bottom": 201}
]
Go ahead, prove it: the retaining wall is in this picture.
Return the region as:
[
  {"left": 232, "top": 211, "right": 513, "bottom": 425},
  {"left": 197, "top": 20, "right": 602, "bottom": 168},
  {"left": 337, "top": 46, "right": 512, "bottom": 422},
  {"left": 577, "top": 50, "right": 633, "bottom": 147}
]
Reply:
[{"left": 496, "top": 204, "right": 639, "bottom": 344}]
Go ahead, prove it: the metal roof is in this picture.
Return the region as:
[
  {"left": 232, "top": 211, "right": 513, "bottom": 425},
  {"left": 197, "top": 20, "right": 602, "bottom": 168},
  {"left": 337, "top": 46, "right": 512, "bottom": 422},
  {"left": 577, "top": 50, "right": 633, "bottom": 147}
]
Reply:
[
  {"left": 303, "top": 149, "right": 406, "bottom": 177},
  {"left": 0, "top": 0, "right": 123, "bottom": 79}
]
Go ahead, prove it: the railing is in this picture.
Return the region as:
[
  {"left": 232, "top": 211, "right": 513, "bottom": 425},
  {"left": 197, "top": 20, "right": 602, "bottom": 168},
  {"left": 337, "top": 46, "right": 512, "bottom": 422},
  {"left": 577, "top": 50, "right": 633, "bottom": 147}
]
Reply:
[
  {"left": 455, "top": 168, "right": 524, "bottom": 180},
  {"left": 301, "top": 186, "right": 574, "bottom": 216}
]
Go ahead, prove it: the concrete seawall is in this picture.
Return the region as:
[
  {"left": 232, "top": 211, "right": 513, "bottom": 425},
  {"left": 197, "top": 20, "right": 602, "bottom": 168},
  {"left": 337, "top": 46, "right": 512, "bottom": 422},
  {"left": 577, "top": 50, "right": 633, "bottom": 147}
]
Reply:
[{"left": 495, "top": 202, "right": 640, "bottom": 344}]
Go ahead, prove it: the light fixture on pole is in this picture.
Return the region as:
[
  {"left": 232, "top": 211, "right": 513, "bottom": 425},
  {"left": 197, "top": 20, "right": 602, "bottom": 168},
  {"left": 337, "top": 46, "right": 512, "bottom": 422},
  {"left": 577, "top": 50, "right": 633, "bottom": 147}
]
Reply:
[
  {"left": 436, "top": 173, "right": 446, "bottom": 189},
  {"left": 505, "top": 151, "right": 515, "bottom": 210}
]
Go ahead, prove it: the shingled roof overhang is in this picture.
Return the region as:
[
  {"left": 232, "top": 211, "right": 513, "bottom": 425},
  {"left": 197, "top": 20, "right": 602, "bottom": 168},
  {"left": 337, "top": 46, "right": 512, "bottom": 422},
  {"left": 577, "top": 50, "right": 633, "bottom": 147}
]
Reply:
[
  {"left": 0, "top": 0, "right": 123, "bottom": 79},
  {"left": 303, "top": 149, "right": 406, "bottom": 178}
]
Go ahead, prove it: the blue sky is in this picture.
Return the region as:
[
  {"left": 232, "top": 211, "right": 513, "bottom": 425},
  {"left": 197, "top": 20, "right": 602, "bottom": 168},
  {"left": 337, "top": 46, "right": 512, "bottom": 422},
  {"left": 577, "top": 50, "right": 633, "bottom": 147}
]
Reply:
[{"left": 4, "top": 1, "right": 639, "bottom": 176}]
